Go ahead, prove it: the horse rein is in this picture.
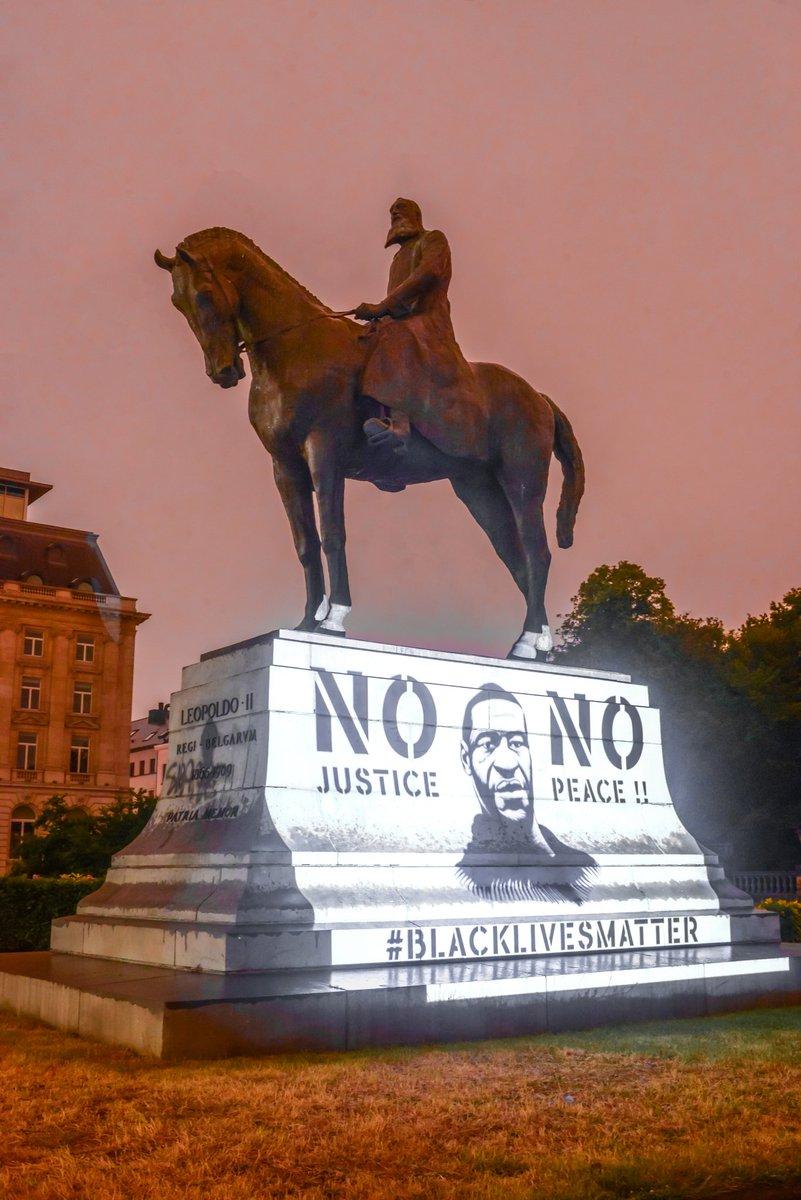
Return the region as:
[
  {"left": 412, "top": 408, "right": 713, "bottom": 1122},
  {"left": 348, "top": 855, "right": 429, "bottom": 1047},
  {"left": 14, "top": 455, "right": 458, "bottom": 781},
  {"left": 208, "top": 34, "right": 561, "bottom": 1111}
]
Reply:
[{"left": 237, "top": 308, "right": 360, "bottom": 354}]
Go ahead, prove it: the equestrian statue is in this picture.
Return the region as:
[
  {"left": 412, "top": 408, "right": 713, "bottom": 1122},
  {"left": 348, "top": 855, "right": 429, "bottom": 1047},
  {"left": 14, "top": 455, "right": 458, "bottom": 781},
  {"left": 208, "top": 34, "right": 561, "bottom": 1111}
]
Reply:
[{"left": 154, "top": 198, "right": 585, "bottom": 659}]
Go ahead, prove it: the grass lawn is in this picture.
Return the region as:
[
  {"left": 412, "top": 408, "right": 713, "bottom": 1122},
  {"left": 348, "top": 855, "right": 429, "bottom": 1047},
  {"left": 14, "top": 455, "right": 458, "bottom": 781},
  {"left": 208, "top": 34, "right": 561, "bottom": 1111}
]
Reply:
[{"left": 1, "top": 1006, "right": 800, "bottom": 1200}]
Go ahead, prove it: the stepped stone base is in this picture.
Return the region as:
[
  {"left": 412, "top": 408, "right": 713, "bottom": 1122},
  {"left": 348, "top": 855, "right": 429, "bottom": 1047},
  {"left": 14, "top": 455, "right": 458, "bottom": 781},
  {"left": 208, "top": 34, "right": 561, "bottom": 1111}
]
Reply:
[
  {"left": 1, "top": 944, "right": 799, "bottom": 1060},
  {"left": 5, "top": 631, "right": 796, "bottom": 1059},
  {"left": 49, "top": 908, "right": 781, "bottom": 974}
]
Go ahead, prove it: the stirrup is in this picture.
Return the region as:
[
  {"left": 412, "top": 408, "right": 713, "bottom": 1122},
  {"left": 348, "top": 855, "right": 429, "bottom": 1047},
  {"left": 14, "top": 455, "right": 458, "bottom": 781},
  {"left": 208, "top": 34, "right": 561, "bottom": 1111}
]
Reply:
[
  {"left": 363, "top": 416, "right": 392, "bottom": 443},
  {"left": 363, "top": 416, "right": 408, "bottom": 454}
]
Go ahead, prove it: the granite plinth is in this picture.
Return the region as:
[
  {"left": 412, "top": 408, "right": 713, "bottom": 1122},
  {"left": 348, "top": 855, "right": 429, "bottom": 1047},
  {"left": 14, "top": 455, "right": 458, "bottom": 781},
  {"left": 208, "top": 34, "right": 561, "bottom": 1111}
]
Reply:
[
  {"left": 14, "top": 630, "right": 792, "bottom": 1058},
  {"left": 1, "top": 944, "right": 798, "bottom": 1059},
  {"left": 52, "top": 631, "right": 767, "bottom": 975}
]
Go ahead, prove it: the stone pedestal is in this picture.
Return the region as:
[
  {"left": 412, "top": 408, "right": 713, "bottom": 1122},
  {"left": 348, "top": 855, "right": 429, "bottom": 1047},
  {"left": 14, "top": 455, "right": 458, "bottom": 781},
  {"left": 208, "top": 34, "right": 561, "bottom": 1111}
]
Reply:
[{"left": 2, "top": 630, "right": 797, "bottom": 1056}]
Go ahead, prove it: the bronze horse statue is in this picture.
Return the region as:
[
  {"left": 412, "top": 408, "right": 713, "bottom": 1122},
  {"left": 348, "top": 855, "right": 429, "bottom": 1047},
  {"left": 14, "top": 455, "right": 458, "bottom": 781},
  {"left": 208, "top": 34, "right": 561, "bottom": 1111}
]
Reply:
[{"left": 154, "top": 227, "right": 584, "bottom": 658}]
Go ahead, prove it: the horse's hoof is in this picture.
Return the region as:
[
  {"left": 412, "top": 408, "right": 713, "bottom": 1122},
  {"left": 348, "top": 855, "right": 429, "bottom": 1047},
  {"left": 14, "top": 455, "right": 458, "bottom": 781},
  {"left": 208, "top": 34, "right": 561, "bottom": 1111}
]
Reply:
[
  {"left": 508, "top": 626, "right": 553, "bottom": 661},
  {"left": 294, "top": 617, "right": 319, "bottom": 632},
  {"left": 316, "top": 601, "right": 351, "bottom": 635},
  {"left": 507, "top": 648, "right": 547, "bottom": 663}
]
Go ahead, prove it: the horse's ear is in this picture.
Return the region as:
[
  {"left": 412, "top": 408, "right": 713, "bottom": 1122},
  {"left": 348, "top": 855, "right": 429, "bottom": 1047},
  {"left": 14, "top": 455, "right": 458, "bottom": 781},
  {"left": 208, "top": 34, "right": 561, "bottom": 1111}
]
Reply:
[
  {"left": 177, "top": 247, "right": 199, "bottom": 268},
  {"left": 154, "top": 249, "right": 175, "bottom": 270}
]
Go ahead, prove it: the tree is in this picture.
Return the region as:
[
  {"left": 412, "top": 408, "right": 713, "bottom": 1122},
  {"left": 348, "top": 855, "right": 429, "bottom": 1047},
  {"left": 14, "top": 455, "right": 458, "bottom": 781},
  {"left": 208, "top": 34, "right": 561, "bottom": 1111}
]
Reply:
[
  {"left": 555, "top": 564, "right": 800, "bottom": 870},
  {"left": 724, "top": 588, "right": 801, "bottom": 724},
  {"left": 559, "top": 560, "right": 676, "bottom": 648},
  {"left": 14, "top": 789, "right": 156, "bottom": 879},
  {"left": 93, "top": 790, "right": 159, "bottom": 867}
]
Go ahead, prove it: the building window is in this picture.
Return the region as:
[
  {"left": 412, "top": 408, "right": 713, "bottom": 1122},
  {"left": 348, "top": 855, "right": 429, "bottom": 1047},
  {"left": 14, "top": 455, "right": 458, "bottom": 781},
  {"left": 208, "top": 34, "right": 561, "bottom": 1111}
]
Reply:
[
  {"left": 69, "top": 736, "right": 90, "bottom": 774},
  {"left": 149, "top": 757, "right": 156, "bottom": 774},
  {"left": 16, "top": 733, "right": 37, "bottom": 771},
  {"left": 129, "top": 761, "right": 135, "bottom": 776},
  {"left": 9, "top": 805, "right": 36, "bottom": 857},
  {"left": 76, "top": 634, "right": 95, "bottom": 663},
  {"left": 1, "top": 486, "right": 26, "bottom": 518},
  {"left": 23, "top": 629, "right": 44, "bottom": 657},
  {"left": 20, "top": 676, "right": 41, "bottom": 710},
  {"left": 72, "top": 681, "right": 93, "bottom": 714}
]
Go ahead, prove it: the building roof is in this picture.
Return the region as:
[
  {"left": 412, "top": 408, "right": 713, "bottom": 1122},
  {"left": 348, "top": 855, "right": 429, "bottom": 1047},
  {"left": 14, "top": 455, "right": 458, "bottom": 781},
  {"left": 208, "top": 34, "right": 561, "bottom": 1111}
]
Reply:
[
  {"left": 131, "top": 707, "right": 170, "bottom": 752},
  {"left": 0, "top": 517, "right": 119, "bottom": 594},
  {"left": 0, "top": 467, "right": 52, "bottom": 506}
]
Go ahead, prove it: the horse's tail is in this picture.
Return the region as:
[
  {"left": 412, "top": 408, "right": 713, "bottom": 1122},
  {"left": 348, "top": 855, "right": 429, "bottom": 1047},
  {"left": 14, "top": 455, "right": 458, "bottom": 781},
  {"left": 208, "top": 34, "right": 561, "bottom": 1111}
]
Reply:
[{"left": 547, "top": 397, "right": 585, "bottom": 549}]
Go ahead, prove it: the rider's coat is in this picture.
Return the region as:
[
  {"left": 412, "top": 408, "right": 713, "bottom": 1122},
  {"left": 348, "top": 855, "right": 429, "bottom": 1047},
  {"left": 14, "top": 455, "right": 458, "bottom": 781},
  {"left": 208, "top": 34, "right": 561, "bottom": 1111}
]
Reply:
[{"left": 361, "top": 228, "right": 489, "bottom": 461}]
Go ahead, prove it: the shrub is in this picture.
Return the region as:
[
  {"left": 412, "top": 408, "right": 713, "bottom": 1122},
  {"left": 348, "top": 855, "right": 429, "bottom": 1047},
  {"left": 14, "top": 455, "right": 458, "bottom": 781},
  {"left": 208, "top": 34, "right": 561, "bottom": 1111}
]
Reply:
[
  {"left": 13, "top": 790, "right": 156, "bottom": 878},
  {"left": 0, "top": 876, "right": 100, "bottom": 952},
  {"left": 759, "top": 898, "right": 801, "bottom": 942}
]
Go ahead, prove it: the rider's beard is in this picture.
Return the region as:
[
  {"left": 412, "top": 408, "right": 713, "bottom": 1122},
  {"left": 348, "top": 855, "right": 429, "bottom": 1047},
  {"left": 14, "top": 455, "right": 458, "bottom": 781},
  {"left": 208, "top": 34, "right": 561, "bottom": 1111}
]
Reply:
[{"left": 385, "top": 218, "right": 421, "bottom": 247}]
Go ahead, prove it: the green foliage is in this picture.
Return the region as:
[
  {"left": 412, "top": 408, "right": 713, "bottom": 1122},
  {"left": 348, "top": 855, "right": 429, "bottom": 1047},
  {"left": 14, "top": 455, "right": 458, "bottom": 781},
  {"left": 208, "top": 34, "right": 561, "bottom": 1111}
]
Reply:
[
  {"left": 12, "top": 795, "right": 98, "bottom": 878},
  {"left": 0, "top": 876, "right": 99, "bottom": 951},
  {"left": 556, "top": 564, "right": 801, "bottom": 870},
  {"left": 726, "top": 588, "right": 801, "bottom": 724},
  {"left": 559, "top": 561, "right": 677, "bottom": 645},
  {"left": 759, "top": 899, "right": 801, "bottom": 942},
  {"left": 90, "top": 789, "right": 158, "bottom": 865},
  {"left": 13, "top": 789, "right": 156, "bottom": 879}
]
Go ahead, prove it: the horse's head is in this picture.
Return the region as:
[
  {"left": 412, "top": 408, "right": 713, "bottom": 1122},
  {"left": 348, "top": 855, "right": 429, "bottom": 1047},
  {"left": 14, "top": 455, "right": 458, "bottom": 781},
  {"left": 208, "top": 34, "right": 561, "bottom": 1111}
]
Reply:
[{"left": 154, "top": 245, "right": 246, "bottom": 388}]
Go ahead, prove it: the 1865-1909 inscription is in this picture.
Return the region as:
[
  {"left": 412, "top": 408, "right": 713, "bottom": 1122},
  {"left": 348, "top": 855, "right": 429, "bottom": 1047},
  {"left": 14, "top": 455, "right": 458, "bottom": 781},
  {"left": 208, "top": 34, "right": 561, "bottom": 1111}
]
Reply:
[{"left": 162, "top": 687, "right": 259, "bottom": 805}]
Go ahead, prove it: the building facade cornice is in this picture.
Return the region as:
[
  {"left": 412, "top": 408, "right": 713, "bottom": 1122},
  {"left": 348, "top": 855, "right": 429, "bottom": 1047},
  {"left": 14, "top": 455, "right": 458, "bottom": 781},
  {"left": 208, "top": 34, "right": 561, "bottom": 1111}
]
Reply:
[{"left": 0, "top": 580, "right": 149, "bottom": 624}]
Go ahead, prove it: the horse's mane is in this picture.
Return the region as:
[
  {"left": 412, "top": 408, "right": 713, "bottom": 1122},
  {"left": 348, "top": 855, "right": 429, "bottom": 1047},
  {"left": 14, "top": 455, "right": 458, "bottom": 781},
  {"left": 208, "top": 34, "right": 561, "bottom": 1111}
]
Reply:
[{"left": 180, "top": 227, "right": 330, "bottom": 312}]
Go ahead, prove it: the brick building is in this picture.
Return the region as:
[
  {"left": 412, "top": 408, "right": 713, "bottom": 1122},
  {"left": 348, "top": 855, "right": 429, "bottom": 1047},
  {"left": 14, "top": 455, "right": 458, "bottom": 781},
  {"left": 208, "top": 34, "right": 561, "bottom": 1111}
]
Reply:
[{"left": 0, "top": 468, "right": 149, "bottom": 872}]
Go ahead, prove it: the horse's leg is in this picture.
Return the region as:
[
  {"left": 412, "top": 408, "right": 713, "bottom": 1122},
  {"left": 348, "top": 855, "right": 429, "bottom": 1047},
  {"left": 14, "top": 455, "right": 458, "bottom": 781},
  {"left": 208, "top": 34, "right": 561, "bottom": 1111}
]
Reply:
[
  {"left": 272, "top": 456, "right": 325, "bottom": 631},
  {"left": 449, "top": 467, "right": 527, "bottom": 599},
  {"left": 499, "top": 457, "right": 554, "bottom": 660},
  {"left": 305, "top": 433, "right": 352, "bottom": 635}
]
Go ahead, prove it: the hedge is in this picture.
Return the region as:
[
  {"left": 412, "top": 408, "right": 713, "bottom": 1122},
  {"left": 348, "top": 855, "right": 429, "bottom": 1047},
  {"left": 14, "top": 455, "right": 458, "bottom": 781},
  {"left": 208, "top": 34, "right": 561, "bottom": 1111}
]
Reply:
[
  {"left": 0, "top": 877, "right": 100, "bottom": 952},
  {"left": 759, "top": 898, "right": 801, "bottom": 942}
]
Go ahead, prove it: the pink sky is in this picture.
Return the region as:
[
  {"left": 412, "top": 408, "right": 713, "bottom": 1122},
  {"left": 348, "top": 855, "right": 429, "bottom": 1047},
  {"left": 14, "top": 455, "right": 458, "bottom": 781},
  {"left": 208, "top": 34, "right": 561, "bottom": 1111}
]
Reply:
[{"left": 5, "top": 1, "right": 800, "bottom": 715}]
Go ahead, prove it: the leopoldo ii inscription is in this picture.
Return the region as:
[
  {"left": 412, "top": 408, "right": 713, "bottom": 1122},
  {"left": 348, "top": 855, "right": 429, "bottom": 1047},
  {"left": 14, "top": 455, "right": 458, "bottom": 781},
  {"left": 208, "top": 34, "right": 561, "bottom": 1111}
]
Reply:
[{"left": 54, "top": 629, "right": 765, "bottom": 976}]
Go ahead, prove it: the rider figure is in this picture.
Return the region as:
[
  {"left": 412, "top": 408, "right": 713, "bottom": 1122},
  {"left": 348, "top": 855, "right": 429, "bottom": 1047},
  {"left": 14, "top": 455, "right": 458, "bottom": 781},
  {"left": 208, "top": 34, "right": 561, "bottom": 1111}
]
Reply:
[{"left": 354, "top": 198, "right": 486, "bottom": 461}]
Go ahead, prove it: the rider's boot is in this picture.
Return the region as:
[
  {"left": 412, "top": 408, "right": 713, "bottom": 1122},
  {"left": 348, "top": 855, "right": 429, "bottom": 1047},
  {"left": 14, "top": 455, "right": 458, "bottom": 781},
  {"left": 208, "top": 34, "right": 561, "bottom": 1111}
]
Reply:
[{"left": 363, "top": 409, "right": 410, "bottom": 455}]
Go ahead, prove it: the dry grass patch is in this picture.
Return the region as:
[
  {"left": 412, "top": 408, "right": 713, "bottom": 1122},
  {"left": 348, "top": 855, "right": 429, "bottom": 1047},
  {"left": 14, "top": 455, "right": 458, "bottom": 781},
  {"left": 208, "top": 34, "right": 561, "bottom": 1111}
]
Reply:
[{"left": 1, "top": 1007, "right": 800, "bottom": 1200}]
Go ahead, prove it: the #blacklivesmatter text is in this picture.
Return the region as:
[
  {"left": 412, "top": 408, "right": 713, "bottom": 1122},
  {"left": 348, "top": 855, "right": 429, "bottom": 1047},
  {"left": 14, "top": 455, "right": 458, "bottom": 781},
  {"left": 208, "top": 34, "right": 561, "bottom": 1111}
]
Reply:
[{"left": 384, "top": 914, "right": 701, "bottom": 963}]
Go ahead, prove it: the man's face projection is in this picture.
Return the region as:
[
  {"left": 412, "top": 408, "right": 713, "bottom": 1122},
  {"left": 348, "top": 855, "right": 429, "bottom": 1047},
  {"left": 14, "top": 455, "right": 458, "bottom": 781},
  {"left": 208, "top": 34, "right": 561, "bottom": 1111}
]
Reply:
[{"left": 461, "top": 697, "right": 533, "bottom": 827}]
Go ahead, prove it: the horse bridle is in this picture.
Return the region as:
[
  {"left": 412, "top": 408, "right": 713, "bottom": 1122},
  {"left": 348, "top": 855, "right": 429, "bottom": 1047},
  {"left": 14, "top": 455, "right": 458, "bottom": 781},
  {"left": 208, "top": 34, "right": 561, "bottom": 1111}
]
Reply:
[{"left": 198, "top": 259, "right": 359, "bottom": 355}]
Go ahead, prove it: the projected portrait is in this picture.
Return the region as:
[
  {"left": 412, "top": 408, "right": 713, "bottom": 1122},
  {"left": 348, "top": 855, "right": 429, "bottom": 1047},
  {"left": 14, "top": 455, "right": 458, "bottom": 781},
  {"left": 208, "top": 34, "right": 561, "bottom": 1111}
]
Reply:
[
  {"left": 459, "top": 684, "right": 553, "bottom": 853},
  {"left": 458, "top": 683, "right": 595, "bottom": 901}
]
